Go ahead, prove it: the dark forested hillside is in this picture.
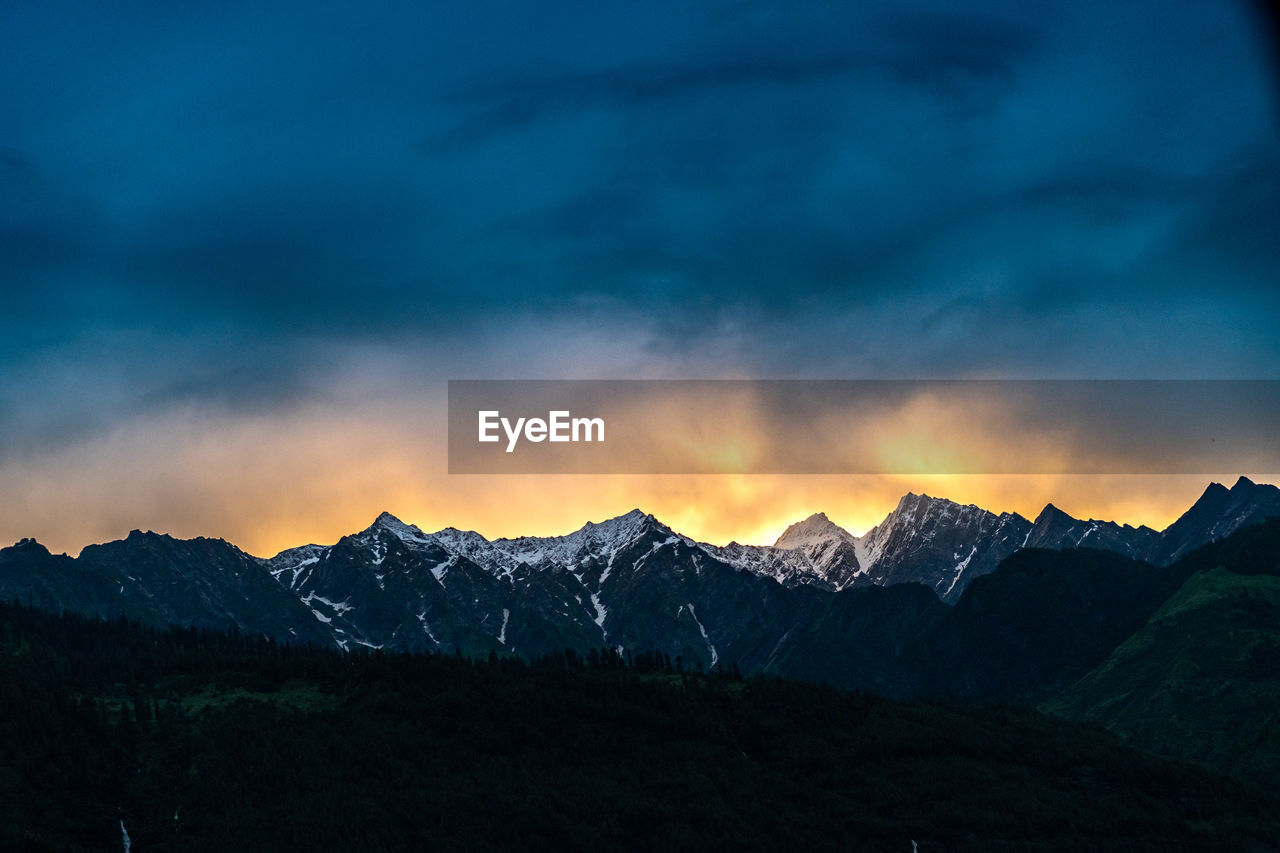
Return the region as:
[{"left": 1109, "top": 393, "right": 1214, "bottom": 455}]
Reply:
[
  {"left": 1044, "top": 518, "right": 1280, "bottom": 785},
  {"left": 907, "top": 547, "right": 1185, "bottom": 703},
  {"left": 1, "top": 602, "right": 1277, "bottom": 853}
]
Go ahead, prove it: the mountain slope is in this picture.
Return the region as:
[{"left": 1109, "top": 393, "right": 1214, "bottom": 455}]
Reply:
[
  {"left": 856, "top": 493, "right": 1033, "bottom": 602},
  {"left": 264, "top": 511, "right": 615, "bottom": 656},
  {"left": 700, "top": 495, "right": 1031, "bottom": 602},
  {"left": 698, "top": 512, "right": 866, "bottom": 591},
  {"left": 904, "top": 547, "right": 1185, "bottom": 703},
  {"left": 754, "top": 581, "right": 949, "bottom": 694},
  {"left": 1023, "top": 503, "right": 1159, "bottom": 559},
  {"left": 1147, "top": 476, "right": 1280, "bottom": 565},
  {"left": 0, "top": 538, "right": 120, "bottom": 615},
  {"left": 2, "top": 478, "right": 1279, "bottom": 685},
  {"left": 709, "top": 478, "right": 1278, "bottom": 602},
  {"left": 3, "top": 600, "right": 1279, "bottom": 853},
  {"left": 0, "top": 531, "right": 333, "bottom": 646},
  {"left": 78, "top": 531, "right": 337, "bottom": 644},
  {"left": 1044, "top": 517, "right": 1280, "bottom": 784}
]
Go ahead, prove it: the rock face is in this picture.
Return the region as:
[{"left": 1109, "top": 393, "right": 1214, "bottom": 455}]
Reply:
[
  {"left": 706, "top": 489, "right": 1172, "bottom": 605},
  {"left": 0, "top": 531, "right": 333, "bottom": 646},
  {"left": 1022, "top": 503, "right": 1160, "bottom": 560},
  {"left": 1145, "top": 476, "right": 1280, "bottom": 565},
  {"left": 1, "top": 479, "right": 1277, "bottom": 670},
  {"left": 853, "top": 493, "right": 1033, "bottom": 601}
]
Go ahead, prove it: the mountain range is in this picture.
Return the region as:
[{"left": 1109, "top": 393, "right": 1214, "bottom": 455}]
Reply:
[
  {"left": 7, "top": 475, "right": 1280, "bottom": 787},
  {"left": 3, "top": 476, "right": 1278, "bottom": 671}
]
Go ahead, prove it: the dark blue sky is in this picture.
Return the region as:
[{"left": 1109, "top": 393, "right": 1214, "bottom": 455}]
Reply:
[{"left": 2, "top": 0, "right": 1279, "bottom": 550}]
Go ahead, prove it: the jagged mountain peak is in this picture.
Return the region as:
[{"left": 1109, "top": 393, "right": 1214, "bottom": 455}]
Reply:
[
  {"left": 424, "top": 508, "right": 675, "bottom": 581},
  {"left": 774, "top": 512, "right": 855, "bottom": 549},
  {"left": 366, "top": 511, "right": 433, "bottom": 546},
  {"left": 851, "top": 491, "right": 1028, "bottom": 602},
  {"left": 881, "top": 491, "right": 989, "bottom": 528},
  {"left": 4, "top": 476, "right": 1279, "bottom": 664},
  {"left": 1150, "top": 475, "right": 1280, "bottom": 564},
  {"left": 1177, "top": 477, "right": 1278, "bottom": 521},
  {"left": 1226, "top": 476, "right": 1279, "bottom": 500},
  {"left": 1197, "top": 481, "right": 1232, "bottom": 502},
  {"left": 896, "top": 491, "right": 967, "bottom": 511},
  {"left": 116, "top": 530, "right": 240, "bottom": 553},
  {"left": 581, "top": 508, "right": 672, "bottom": 535},
  {"left": 570, "top": 509, "right": 670, "bottom": 540},
  {"left": 584, "top": 508, "right": 646, "bottom": 525},
  {"left": 430, "top": 510, "right": 664, "bottom": 553},
  {"left": 8, "top": 538, "right": 51, "bottom": 556},
  {"left": 430, "top": 525, "right": 488, "bottom": 543},
  {"left": 1033, "top": 503, "right": 1076, "bottom": 524}
]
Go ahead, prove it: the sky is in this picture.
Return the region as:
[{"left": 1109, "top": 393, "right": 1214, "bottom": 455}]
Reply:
[{"left": 2, "top": 0, "right": 1278, "bottom": 556}]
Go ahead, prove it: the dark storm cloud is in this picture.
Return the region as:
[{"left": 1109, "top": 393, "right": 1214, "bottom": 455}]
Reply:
[
  {"left": 422, "top": 54, "right": 863, "bottom": 154},
  {"left": 0, "top": 332, "right": 330, "bottom": 460},
  {"left": 877, "top": 8, "right": 1041, "bottom": 88},
  {"left": 0, "top": 0, "right": 1277, "bottom": 453},
  {"left": 1168, "top": 144, "right": 1280, "bottom": 280},
  {"left": 423, "top": 7, "right": 1041, "bottom": 153}
]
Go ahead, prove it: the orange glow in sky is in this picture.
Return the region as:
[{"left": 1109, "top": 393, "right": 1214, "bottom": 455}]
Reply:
[{"left": 0, "top": 400, "right": 1258, "bottom": 557}]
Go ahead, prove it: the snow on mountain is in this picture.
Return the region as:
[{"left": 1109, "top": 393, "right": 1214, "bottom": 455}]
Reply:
[
  {"left": 696, "top": 513, "right": 864, "bottom": 590},
  {"left": 371, "top": 511, "right": 435, "bottom": 547},
  {"left": 255, "top": 509, "right": 687, "bottom": 656},
  {"left": 4, "top": 478, "right": 1280, "bottom": 667},
  {"left": 697, "top": 494, "right": 1040, "bottom": 602},
  {"left": 264, "top": 544, "right": 328, "bottom": 588},
  {"left": 1023, "top": 503, "right": 1159, "bottom": 560},
  {"left": 244, "top": 478, "right": 1280, "bottom": 655},
  {"left": 698, "top": 539, "right": 831, "bottom": 588},
  {"left": 856, "top": 493, "right": 1035, "bottom": 602},
  {"left": 703, "top": 496, "right": 1027, "bottom": 601},
  {"left": 427, "top": 509, "right": 674, "bottom": 578},
  {"left": 774, "top": 512, "right": 856, "bottom": 550}
]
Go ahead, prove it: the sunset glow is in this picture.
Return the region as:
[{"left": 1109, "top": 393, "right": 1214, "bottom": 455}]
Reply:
[
  {"left": 1, "top": 1, "right": 1275, "bottom": 559},
  {"left": 0, "top": 394, "right": 1253, "bottom": 556}
]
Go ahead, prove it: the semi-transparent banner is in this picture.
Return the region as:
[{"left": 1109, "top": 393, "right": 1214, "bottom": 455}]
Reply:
[{"left": 447, "top": 380, "right": 1279, "bottom": 474}]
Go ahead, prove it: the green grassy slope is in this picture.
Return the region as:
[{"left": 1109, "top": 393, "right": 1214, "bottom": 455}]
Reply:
[{"left": 1044, "top": 567, "right": 1280, "bottom": 784}]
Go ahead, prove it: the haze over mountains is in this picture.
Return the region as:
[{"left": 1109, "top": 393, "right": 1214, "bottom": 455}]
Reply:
[{"left": 2, "top": 477, "right": 1277, "bottom": 672}]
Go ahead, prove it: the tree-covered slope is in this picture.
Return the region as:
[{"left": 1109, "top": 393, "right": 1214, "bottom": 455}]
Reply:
[
  {"left": 901, "top": 547, "right": 1184, "bottom": 703},
  {"left": 1, "top": 602, "right": 1278, "bottom": 852},
  {"left": 1044, "top": 565, "right": 1280, "bottom": 785}
]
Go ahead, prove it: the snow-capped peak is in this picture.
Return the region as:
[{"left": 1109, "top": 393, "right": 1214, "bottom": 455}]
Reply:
[
  {"left": 429, "top": 526, "right": 490, "bottom": 550},
  {"left": 370, "top": 511, "right": 433, "bottom": 546},
  {"left": 773, "top": 512, "right": 855, "bottom": 550},
  {"left": 536, "top": 509, "right": 673, "bottom": 561},
  {"left": 575, "top": 508, "right": 665, "bottom": 539},
  {"left": 419, "top": 509, "right": 671, "bottom": 578},
  {"left": 877, "top": 492, "right": 988, "bottom": 530},
  {"left": 692, "top": 512, "right": 866, "bottom": 591}
]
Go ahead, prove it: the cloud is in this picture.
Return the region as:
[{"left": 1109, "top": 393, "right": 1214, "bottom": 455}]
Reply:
[
  {"left": 0, "top": 1, "right": 1276, "bottom": 549},
  {"left": 0, "top": 392, "right": 1244, "bottom": 557},
  {"left": 422, "top": 54, "right": 871, "bottom": 155},
  {"left": 422, "top": 3, "right": 1044, "bottom": 154}
]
